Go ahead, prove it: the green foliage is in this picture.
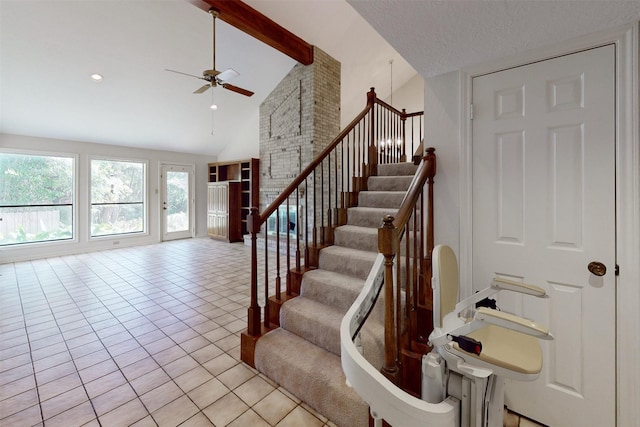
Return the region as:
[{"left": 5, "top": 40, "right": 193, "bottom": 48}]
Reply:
[
  {"left": 0, "top": 153, "right": 73, "bottom": 206},
  {"left": 91, "top": 159, "right": 144, "bottom": 204}
]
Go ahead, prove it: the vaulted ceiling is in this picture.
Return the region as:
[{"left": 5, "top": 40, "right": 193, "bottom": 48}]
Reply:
[{"left": 2, "top": 0, "right": 639, "bottom": 157}]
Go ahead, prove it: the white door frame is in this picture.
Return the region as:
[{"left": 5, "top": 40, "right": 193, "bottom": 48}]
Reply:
[
  {"left": 160, "top": 162, "right": 195, "bottom": 241},
  {"left": 458, "top": 23, "right": 639, "bottom": 425}
]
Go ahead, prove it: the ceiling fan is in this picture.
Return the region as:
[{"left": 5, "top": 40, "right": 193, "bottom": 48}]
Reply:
[{"left": 166, "top": 9, "right": 254, "bottom": 97}]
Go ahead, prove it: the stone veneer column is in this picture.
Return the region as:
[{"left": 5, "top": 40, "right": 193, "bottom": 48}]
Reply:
[{"left": 259, "top": 47, "right": 340, "bottom": 238}]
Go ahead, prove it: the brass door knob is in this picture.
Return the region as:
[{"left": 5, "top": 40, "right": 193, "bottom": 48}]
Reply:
[{"left": 588, "top": 261, "right": 607, "bottom": 276}]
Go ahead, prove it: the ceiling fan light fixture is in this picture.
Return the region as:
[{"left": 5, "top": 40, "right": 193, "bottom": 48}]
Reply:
[{"left": 90, "top": 73, "right": 103, "bottom": 82}]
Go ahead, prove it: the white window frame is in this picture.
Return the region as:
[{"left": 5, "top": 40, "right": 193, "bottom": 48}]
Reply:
[
  {"left": 89, "top": 156, "right": 149, "bottom": 240},
  {"left": 0, "top": 148, "right": 78, "bottom": 248}
]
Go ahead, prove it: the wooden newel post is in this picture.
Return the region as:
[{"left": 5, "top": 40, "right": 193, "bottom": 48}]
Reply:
[
  {"left": 379, "top": 214, "right": 399, "bottom": 384},
  {"left": 425, "top": 147, "right": 436, "bottom": 259},
  {"left": 247, "top": 207, "right": 261, "bottom": 336}
]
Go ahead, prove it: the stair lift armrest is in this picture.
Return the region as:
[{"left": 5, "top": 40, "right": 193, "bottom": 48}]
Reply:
[
  {"left": 429, "top": 315, "right": 479, "bottom": 347},
  {"left": 473, "top": 307, "right": 554, "bottom": 340},
  {"left": 452, "top": 286, "right": 497, "bottom": 317},
  {"left": 492, "top": 277, "right": 548, "bottom": 298},
  {"left": 452, "top": 278, "right": 548, "bottom": 318}
]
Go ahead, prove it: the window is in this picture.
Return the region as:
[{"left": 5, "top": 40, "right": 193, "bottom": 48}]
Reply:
[
  {"left": 0, "top": 152, "right": 75, "bottom": 246},
  {"left": 91, "top": 159, "right": 145, "bottom": 237}
]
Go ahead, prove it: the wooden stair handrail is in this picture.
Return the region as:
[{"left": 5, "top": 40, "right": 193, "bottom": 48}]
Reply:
[
  {"left": 393, "top": 147, "right": 435, "bottom": 232},
  {"left": 378, "top": 147, "right": 436, "bottom": 389}
]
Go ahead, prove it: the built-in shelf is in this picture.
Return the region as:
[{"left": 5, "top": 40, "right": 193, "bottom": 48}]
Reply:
[{"left": 207, "top": 158, "right": 259, "bottom": 241}]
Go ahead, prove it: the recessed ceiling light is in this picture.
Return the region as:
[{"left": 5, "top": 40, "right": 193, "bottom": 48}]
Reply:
[
  {"left": 210, "top": 104, "right": 218, "bottom": 110},
  {"left": 90, "top": 73, "right": 103, "bottom": 82}
]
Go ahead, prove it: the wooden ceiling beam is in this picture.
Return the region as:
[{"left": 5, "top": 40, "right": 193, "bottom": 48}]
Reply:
[{"left": 187, "top": 0, "right": 314, "bottom": 65}]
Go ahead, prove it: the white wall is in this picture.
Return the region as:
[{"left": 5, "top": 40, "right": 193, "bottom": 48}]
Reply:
[
  {"left": 383, "top": 72, "right": 424, "bottom": 114},
  {"left": 423, "top": 71, "right": 461, "bottom": 256},
  {"left": 0, "top": 133, "right": 214, "bottom": 263},
  {"left": 216, "top": 110, "right": 260, "bottom": 162}
]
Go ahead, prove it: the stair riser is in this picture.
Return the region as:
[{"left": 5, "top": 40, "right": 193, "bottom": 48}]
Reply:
[
  {"left": 377, "top": 162, "right": 419, "bottom": 176},
  {"left": 334, "top": 227, "right": 377, "bottom": 252},
  {"left": 358, "top": 191, "right": 406, "bottom": 208},
  {"left": 347, "top": 207, "right": 398, "bottom": 227},
  {"left": 367, "top": 175, "right": 414, "bottom": 192}
]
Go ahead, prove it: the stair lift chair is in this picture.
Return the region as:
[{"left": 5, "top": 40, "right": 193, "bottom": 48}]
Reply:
[{"left": 423, "top": 245, "right": 553, "bottom": 427}]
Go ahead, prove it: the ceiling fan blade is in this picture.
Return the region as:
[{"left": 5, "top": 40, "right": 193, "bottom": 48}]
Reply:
[
  {"left": 165, "top": 69, "right": 206, "bottom": 80},
  {"left": 194, "top": 84, "right": 211, "bottom": 94},
  {"left": 216, "top": 68, "right": 240, "bottom": 83},
  {"left": 222, "top": 83, "right": 254, "bottom": 97}
]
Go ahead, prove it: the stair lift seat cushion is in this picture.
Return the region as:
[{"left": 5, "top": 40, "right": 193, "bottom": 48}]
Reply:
[{"left": 451, "top": 325, "right": 543, "bottom": 375}]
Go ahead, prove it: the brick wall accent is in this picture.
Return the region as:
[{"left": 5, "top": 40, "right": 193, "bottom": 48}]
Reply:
[{"left": 259, "top": 47, "right": 341, "bottom": 211}]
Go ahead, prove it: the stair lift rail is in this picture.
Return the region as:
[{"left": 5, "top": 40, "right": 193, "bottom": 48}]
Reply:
[
  {"left": 341, "top": 149, "right": 450, "bottom": 426},
  {"left": 341, "top": 254, "right": 458, "bottom": 427}
]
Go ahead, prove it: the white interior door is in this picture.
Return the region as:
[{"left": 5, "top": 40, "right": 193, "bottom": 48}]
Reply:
[
  {"left": 471, "top": 45, "right": 615, "bottom": 426},
  {"left": 161, "top": 164, "right": 194, "bottom": 241}
]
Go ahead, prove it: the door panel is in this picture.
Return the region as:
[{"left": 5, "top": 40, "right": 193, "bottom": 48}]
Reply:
[
  {"left": 472, "top": 45, "right": 615, "bottom": 426},
  {"left": 162, "top": 164, "right": 193, "bottom": 241}
]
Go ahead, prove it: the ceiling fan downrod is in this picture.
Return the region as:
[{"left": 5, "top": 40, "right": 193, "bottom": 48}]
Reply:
[{"left": 206, "top": 9, "right": 220, "bottom": 83}]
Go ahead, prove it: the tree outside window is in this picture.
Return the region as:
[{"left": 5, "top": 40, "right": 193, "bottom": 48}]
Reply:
[
  {"left": 0, "top": 152, "right": 74, "bottom": 246},
  {"left": 91, "top": 159, "right": 145, "bottom": 237}
]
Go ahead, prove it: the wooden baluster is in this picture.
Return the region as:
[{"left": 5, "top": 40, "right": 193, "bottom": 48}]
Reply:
[
  {"left": 247, "top": 207, "right": 261, "bottom": 336},
  {"left": 264, "top": 218, "right": 269, "bottom": 328},
  {"left": 401, "top": 110, "right": 407, "bottom": 162},
  {"left": 379, "top": 215, "right": 399, "bottom": 384},
  {"left": 286, "top": 196, "right": 292, "bottom": 296},
  {"left": 334, "top": 147, "right": 339, "bottom": 224},
  {"left": 295, "top": 190, "right": 301, "bottom": 274},
  {"left": 342, "top": 137, "right": 347, "bottom": 209},
  {"left": 368, "top": 88, "right": 378, "bottom": 176},
  {"left": 312, "top": 169, "right": 317, "bottom": 248},
  {"left": 304, "top": 177, "right": 309, "bottom": 269},
  {"left": 412, "top": 204, "right": 419, "bottom": 319},
  {"left": 275, "top": 207, "right": 281, "bottom": 300}
]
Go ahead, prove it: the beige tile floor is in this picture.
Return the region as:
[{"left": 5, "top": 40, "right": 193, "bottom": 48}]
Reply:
[
  {"left": 0, "top": 237, "right": 546, "bottom": 427},
  {"left": 0, "top": 238, "right": 336, "bottom": 427}
]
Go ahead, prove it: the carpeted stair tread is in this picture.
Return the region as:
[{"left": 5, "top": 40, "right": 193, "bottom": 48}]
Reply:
[
  {"left": 280, "top": 296, "right": 345, "bottom": 355},
  {"left": 254, "top": 328, "right": 369, "bottom": 427},
  {"left": 358, "top": 190, "right": 406, "bottom": 208},
  {"left": 300, "top": 268, "right": 366, "bottom": 310},
  {"left": 334, "top": 225, "right": 378, "bottom": 252},
  {"left": 367, "top": 175, "right": 414, "bottom": 192},
  {"left": 347, "top": 206, "right": 398, "bottom": 227},
  {"left": 318, "top": 245, "right": 378, "bottom": 280},
  {"left": 280, "top": 296, "right": 385, "bottom": 362},
  {"left": 377, "top": 162, "right": 418, "bottom": 176}
]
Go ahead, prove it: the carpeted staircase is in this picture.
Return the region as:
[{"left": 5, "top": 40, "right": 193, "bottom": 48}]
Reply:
[{"left": 254, "top": 162, "right": 418, "bottom": 427}]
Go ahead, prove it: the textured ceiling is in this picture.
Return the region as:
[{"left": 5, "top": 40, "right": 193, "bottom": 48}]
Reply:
[{"left": 348, "top": 0, "right": 640, "bottom": 78}]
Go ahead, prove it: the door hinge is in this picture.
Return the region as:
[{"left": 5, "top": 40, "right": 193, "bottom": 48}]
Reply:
[
  {"left": 615, "top": 264, "right": 620, "bottom": 276},
  {"left": 470, "top": 104, "right": 474, "bottom": 120}
]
